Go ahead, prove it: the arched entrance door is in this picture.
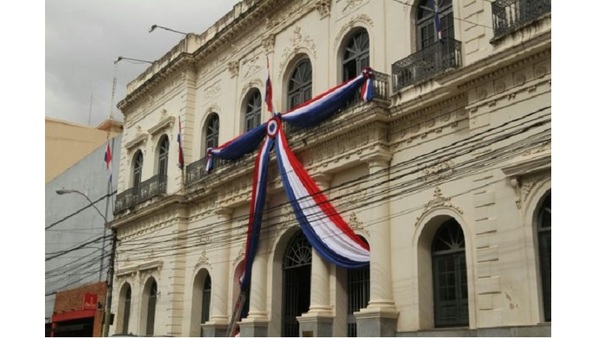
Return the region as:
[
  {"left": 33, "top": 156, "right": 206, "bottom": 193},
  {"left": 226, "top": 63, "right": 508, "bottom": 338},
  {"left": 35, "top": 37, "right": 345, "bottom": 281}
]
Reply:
[{"left": 282, "top": 231, "right": 312, "bottom": 337}]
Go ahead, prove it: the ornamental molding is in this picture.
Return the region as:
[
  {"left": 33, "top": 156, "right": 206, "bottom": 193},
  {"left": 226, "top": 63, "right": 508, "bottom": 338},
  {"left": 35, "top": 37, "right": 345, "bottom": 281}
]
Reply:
[
  {"left": 265, "top": 0, "right": 311, "bottom": 31},
  {"left": 269, "top": 204, "right": 295, "bottom": 253},
  {"left": 118, "top": 209, "right": 179, "bottom": 241},
  {"left": 240, "top": 79, "right": 264, "bottom": 99},
  {"left": 116, "top": 260, "right": 163, "bottom": 280},
  {"left": 203, "top": 80, "right": 222, "bottom": 101},
  {"left": 241, "top": 54, "right": 262, "bottom": 79},
  {"left": 148, "top": 110, "right": 175, "bottom": 138},
  {"left": 415, "top": 187, "right": 464, "bottom": 225},
  {"left": 278, "top": 26, "right": 318, "bottom": 76},
  {"left": 333, "top": 14, "right": 374, "bottom": 48},
  {"left": 262, "top": 34, "right": 275, "bottom": 53},
  {"left": 194, "top": 249, "right": 211, "bottom": 269},
  {"left": 419, "top": 160, "right": 456, "bottom": 183},
  {"left": 124, "top": 126, "right": 149, "bottom": 152},
  {"left": 228, "top": 60, "right": 240, "bottom": 78},
  {"left": 501, "top": 142, "right": 551, "bottom": 209},
  {"left": 347, "top": 212, "right": 369, "bottom": 237},
  {"left": 341, "top": 0, "right": 368, "bottom": 15},
  {"left": 315, "top": 0, "right": 332, "bottom": 18},
  {"left": 456, "top": 48, "right": 550, "bottom": 91}
]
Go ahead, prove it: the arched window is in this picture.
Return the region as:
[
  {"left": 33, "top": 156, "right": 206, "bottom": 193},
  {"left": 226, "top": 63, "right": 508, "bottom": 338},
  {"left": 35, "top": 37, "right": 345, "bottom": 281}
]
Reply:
[
  {"left": 158, "top": 136, "right": 169, "bottom": 182},
  {"left": 123, "top": 286, "right": 131, "bottom": 333},
  {"left": 205, "top": 114, "right": 220, "bottom": 154},
  {"left": 201, "top": 275, "right": 212, "bottom": 324},
  {"left": 117, "top": 283, "right": 132, "bottom": 335},
  {"left": 282, "top": 231, "right": 312, "bottom": 337},
  {"left": 142, "top": 278, "right": 158, "bottom": 336},
  {"left": 287, "top": 58, "right": 312, "bottom": 110},
  {"left": 537, "top": 192, "right": 551, "bottom": 321},
  {"left": 244, "top": 90, "right": 262, "bottom": 132},
  {"left": 146, "top": 280, "right": 158, "bottom": 336},
  {"left": 133, "top": 150, "right": 143, "bottom": 193},
  {"left": 432, "top": 219, "right": 468, "bottom": 327},
  {"left": 416, "top": 0, "right": 454, "bottom": 50},
  {"left": 343, "top": 28, "right": 369, "bottom": 81}
]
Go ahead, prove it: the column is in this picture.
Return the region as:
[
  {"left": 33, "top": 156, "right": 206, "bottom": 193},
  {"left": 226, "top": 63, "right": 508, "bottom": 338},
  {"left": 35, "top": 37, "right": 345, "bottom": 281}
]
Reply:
[
  {"left": 241, "top": 233, "right": 269, "bottom": 337},
  {"left": 298, "top": 173, "right": 334, "bottom": 337},
  {"left": 354, "top": 154, "right": 398, "bottom": 337}
]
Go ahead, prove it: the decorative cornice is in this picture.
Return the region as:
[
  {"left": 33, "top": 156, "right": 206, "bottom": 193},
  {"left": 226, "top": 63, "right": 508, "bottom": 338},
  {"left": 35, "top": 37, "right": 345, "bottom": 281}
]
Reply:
[
  {"left": 501, "top": 142, "right": 551, "bottom": 209},
  {"left": 148, "top": 110, "right": 175, "bottom": 138},
  {"left": 124, "top": 127, "right": 149, "bottom": 152},
  {"left": 116, "top": 260, "right": 163, "bottom": 277}
]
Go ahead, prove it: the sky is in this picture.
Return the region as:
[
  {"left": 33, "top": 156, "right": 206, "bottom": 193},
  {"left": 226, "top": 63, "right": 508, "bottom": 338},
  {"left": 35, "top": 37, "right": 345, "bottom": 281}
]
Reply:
[{"left": 45, "top": 0, "right": 240, "bottom": 127}]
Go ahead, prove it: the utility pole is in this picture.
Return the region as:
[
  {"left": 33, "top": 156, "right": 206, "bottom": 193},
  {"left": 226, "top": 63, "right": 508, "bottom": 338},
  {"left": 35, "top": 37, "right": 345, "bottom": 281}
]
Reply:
[{"left": 103, "top": 229, "right": 117, "bottom": 337}]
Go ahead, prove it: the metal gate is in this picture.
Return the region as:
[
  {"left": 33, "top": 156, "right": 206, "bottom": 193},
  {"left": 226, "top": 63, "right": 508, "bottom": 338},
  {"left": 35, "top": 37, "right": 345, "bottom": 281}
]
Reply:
[{"left": 282, "top": 232, "right": 312, "bottom": 337}]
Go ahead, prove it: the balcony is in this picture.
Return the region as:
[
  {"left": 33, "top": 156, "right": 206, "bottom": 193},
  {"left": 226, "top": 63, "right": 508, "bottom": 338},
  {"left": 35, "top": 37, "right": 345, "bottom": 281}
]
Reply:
[
  {"left": 114, "top": 174, "right": 167, "bottom": 213},
  {"left": 184, "top": 71, "right": 391, "bottom": 190},
  {"left": 492, "top": 0, "right": 551, "bottom": 39},
  {"left": 391, "top": 38, "right": 462, "bottom": 92}
]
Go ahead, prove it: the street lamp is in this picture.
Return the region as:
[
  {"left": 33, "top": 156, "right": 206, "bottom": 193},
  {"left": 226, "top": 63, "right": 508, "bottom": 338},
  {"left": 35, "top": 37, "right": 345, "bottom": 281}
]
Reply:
[
  {"left": 149, "top": 24, "right": 187, "bottom": 36},
  {"left": 114, "top": 56, "right": 154, "bottom": 64},
  {"left": 55, "top": 189, "right": 116, "bottom": 337},
  {"left": 56, "top": 189, "right": 107, "bottom": 223}
]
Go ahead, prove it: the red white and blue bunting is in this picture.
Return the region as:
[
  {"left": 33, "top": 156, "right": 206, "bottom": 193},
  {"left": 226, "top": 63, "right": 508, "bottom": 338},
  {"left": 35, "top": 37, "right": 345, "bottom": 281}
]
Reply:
[{"left": 207, "top": 67, "right": 375, "bottom": 289}]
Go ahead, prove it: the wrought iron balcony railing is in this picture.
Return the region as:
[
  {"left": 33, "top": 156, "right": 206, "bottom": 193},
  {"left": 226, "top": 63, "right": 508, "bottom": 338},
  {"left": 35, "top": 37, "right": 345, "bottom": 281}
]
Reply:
[
  {"left": 492, "top": 0, "right": 551, "bottom": 38},
  {"left": 114, "top": 174, "right": 167, "bottom": 213},
  {"left": 392, "top": 38, "right": 462, "bottom": 92},
  {"left": 185, "top": 71, "right": 391, "bottom": 188}
]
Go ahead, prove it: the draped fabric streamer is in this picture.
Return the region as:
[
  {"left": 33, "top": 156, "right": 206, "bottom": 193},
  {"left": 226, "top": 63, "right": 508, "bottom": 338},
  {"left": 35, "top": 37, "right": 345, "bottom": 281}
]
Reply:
[
  {"left": 208, "top": 67, "right": 375, "bottom": 288},
  {"left": 274, "top": 119, "right": 370, "bottom": 268}
]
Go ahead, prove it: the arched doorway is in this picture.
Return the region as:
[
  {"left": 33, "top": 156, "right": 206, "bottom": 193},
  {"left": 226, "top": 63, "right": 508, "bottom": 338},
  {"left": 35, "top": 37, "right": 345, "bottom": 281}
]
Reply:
[{"left": 282, "top": 231, "right": 312, "bottom": 337}]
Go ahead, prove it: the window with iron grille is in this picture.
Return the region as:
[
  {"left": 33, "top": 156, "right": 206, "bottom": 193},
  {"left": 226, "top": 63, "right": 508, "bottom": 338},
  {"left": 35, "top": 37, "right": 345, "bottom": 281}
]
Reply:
[
  {"left": 122, "top": 284, "right": 131, "bottom": 334},
  {"left": 245, "top": 90, "right": 262, "bottom": 132},
  {"left": 146, "top": 280, "right": 158, "bottom": 336},
  {"left": 158, "top": 135, "right": 169, "bottom": 182},
  {"left": 538, "top": 192, "right": 551, "bottom": 321},
  {"left": 432, "top": 219, "right": 469, "bottom": 327},
  {"left": 282, "top": 231, "right": 312, "bottom": 337},
  {"left": 347, "top": 264, "right": 370, "bottom": 337},
  {"left": 417, "top": 0, "right": 454, "bottom": 50},
  {"left": 133, "top": 150, "right": 143, "bottom": 194},
  {"left": 343, "top": 28, "right": 369, "bottom": 81},
  {"left": 201, "top": 275, "right": 211, "bottom": 324},
  {"left": 287, "top": 58, "right": 312, "bottom": 111},
  {"left": 205, "top": 114, "right": 220, "bottom": 152}
]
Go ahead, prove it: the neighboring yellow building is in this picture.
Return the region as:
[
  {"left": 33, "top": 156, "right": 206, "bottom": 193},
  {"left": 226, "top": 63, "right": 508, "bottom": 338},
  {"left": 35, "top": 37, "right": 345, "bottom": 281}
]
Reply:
[
  {"left": 109, "top": 1, "right": 550, "bottom": 337},
  {"left": 45, "top": 117, "right": 123, "bottom": 182}
]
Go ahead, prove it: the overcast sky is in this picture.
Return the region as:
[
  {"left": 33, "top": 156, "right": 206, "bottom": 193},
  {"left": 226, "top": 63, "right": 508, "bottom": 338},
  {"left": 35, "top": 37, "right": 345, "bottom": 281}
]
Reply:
[{"left": 46, "top": 0, "right": 239, "bottom": 127}]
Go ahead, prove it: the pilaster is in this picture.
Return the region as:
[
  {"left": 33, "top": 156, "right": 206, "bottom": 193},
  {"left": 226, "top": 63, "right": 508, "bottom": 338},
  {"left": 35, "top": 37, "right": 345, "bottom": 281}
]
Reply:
[{"left": 355, "top": 152, "right": 398, "bottom": 336}]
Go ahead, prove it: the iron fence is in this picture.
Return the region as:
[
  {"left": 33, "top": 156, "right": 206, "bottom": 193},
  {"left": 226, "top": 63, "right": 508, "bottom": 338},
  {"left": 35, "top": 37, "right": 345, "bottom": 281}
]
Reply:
[
  {"left": 392, "top": 38, "right": 462, "bottom": 92},
  {"left": 492, "top": 0, "right": 551, "bottom": 38}
]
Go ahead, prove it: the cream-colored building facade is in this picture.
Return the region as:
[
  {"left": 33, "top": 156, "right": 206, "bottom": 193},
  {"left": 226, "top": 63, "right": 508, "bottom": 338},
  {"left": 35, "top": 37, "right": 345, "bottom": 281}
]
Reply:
[{"left": 109, "top": 0, "right": 551, "bottom": 336}]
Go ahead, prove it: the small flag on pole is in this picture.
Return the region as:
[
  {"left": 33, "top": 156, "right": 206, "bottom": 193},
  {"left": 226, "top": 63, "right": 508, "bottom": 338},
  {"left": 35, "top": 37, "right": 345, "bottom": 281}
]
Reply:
[
  {"left": 429, "top": 0, "right": 443, "bottom": 42},
  {"left": 265, "top": 57, "right": 274, "bottom": 113},
  {"left": 104, "top": 140, "right": 112, "bottom": 181},
  {"left": 177, "top": 116, "right": 184, "bottom": 169}
]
